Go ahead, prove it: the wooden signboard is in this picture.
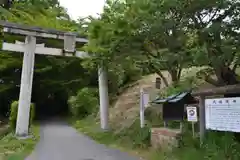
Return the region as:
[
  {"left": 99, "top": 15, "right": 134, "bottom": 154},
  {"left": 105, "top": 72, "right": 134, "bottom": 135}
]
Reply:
[{"left": 205, "top": 97, "right": 240, "bottom": 132}]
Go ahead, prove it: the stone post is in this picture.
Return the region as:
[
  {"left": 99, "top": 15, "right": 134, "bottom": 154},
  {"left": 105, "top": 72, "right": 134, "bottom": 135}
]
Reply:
[
  {"left": 98, "top": 66, "right": 109, "bottom": 130},
  {"left": 15, "top": 36, "right": 36, "bottom": 137}
]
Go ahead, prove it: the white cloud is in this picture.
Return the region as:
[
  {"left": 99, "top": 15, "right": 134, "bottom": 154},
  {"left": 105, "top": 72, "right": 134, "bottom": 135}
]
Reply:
[{"left": 59, "top": 0, "right": 105, "bottom": 20}]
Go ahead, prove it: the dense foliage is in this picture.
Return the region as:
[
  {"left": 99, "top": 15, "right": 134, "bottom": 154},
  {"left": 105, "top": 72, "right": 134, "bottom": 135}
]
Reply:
[
  {"left": 68, "top": 87, "right": 98, "bottom": 118},
  {"left": 86, "top": 0, "right": 240, "bottom": 87},
  {"left": 0, "top": 0, "right": 140, "bottom": 119},
  {"left": 0, "top": 0, "right": 85, "bottom": 117},
  {"left": 0, "top": 0, "right": 239, "bottom": 118},
  {"left": 80, "top": 1, "right": 240, "bottom": 159},
  {"left": 1, "top": 0, "right": 240, "bottom": 159}
]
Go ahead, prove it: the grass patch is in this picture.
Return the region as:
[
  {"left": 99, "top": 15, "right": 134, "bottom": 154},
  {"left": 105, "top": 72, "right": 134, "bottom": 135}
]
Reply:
[
  {"left": 71, "top": 117, "right": 179, "bottom": 160},
  {"left": 71, "top": 69, "right": 240, "bottom": 160},
  {"left": 72, "top": 104, "right": 240, "bottom": 159},
  {"left": 0, "top": 125, "right": 11, "bottom": 139},
  {"left": 72, "top": 117, "right": 117, "bottom": 145},
  {"left": 165, "top": 131, "right": 240, "bottom": 160},
  {"left": 71, "top": 116, "right": 156, "bottom": 159},
  {"left": 73, "top": 117, "right": 150, "bottom": 148},
  {"left": 0, "top": 125, "right": 40, "bottom": 160}
]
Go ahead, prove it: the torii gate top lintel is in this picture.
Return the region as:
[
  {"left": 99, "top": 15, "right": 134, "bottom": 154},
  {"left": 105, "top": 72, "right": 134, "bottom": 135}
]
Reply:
[
  {"left": 0, "top": 20, "right": 89, "bottom": 58},
  {"left": 0, "top": 20, "right": 88, "bottom": 44}
]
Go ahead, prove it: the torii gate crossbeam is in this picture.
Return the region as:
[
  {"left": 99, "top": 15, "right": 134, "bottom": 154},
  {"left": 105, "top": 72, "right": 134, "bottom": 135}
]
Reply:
[{"left": 0, "top": 21, "right": 109, "bottom": 137}]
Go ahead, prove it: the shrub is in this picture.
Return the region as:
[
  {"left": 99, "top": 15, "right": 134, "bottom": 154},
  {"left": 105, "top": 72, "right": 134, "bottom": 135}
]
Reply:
[
  {"left": 116, "top": 119, "right": 151, "bottom": 149},
  {"left": 9, "top": 101, "right": 35, "bottom": 130},
  {"left": 68, "top": 87, "right": 98, "bottom": 118}
]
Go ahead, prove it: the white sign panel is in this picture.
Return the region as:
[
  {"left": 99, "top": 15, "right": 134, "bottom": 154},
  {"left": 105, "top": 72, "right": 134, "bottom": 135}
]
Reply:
[
  {"left": 205, "top": 97, "right": 240, "bottom": 132},
  {"left": 143, "top": 93, "right": 149, "bottom": 108},
  {"left": 186, "top": 106, "right": 198, "bottom": 122}
]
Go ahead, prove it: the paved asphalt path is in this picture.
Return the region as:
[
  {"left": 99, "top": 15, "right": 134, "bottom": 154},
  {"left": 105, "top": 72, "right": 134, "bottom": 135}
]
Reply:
[{"left": 25, "top": 120, "right": 140, "bottom": 160}]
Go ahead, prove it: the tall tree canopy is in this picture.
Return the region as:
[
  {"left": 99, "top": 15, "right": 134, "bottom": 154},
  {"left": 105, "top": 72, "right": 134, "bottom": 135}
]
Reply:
[
  {"left": 0, "top": 0, "right": 94, "bottom": 117},
  {"left": 1, "top": 0, "right": 240, "bottom": 118},
  {"left": 0, "top": 0, "right": 141, "bottom": 118},
  {"left": 86, "top": 0, "right": 240, "bottom": 86}
]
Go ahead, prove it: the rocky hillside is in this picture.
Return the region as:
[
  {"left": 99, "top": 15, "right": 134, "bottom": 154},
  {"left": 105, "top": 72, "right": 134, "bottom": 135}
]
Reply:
[
  {"left": 108, "top": 67, "right": 213, "bottom": 132},
  {"left": 109, "top": 72, "right": 171, "bottom": 132}
]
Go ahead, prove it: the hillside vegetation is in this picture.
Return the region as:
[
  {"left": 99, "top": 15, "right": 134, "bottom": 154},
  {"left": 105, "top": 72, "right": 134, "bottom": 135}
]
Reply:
[
  {"left": 109, "top": 67, "right": 212, "bottom": 132},
  {"left": 73, "top": 67, "right": 239, "bottom": 160},
  {"left": 1, "top": 0, "right": 240, "bottom": 159}
]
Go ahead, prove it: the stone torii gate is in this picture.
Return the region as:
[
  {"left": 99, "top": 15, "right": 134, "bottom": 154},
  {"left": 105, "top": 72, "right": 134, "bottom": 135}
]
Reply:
[{"left": 0, "top": 21, "right": 109, "bottom": 137}]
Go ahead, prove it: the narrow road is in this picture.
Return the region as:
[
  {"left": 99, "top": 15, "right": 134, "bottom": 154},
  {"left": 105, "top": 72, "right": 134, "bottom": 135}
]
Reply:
[{"left": 25, "top": 120, "right": 140, "bottom": 160}]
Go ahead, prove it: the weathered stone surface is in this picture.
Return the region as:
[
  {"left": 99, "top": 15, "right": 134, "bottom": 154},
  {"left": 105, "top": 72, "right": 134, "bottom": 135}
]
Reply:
[{"left": 151, "top": 127, "right": 181, "bottom": 150}]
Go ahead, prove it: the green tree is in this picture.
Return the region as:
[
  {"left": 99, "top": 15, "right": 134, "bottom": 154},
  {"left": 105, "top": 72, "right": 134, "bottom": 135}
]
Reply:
[
  {"left": 87, "top": 0, "right": 240, "bottom": 87},
  {"left": 164, "top": 0, "right": 240, "bottom": 86},
  {"left": 86, "top": 0, "right": 194, "bottom": 86},
  {"left": 0, "top": 1, "right": 96, "bottom": 117}
]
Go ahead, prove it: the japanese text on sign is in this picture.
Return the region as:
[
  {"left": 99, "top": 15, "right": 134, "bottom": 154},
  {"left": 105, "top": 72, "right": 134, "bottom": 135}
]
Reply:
[{"left": 205, "top": 97, "right": 240, "bottom": 132}]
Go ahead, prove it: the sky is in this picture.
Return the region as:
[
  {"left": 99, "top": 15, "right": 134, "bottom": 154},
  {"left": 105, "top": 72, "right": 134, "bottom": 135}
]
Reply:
[{"left": 59, "top": 0, "right": 105, "bottom": 20}]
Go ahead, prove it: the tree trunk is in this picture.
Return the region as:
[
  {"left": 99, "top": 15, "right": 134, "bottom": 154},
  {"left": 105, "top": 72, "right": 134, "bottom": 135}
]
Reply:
[
  {"left": 148, "top": 63, "right": 169, "bottom": 87},
  {"left": 177, "top": 68, "right": 182, "bottom": 81},
  {"left": 217, "top": 66, "right": 239, "bottom": 86},
  {"left": 169, "top": 69, "right": 181, "bottom": 85},
  {"left": 170, "top": 70, "right": 178, "bottom": 83},
  {"left": 214, "top": 67, "right": 225, "bottom": 86},
  {"left": 156, "top": 70, "right": 169, "bottom": 87}
]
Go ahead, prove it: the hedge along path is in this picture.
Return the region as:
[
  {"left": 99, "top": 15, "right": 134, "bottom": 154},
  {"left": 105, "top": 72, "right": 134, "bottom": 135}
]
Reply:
[
  {"left": 9, "top": 101, "right": 35, "bottom": 131},
  {"left": 0, "top": 101, "right": 37, "bottom": 159}
]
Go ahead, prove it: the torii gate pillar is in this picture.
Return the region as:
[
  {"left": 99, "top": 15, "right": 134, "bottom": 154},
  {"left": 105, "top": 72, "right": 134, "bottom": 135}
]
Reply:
[
  {"left": 16, "top": 36, "right": 36, "bottom": 136},
  {"left": 98, "top": 66, "right": 109, "bottom": 130}
]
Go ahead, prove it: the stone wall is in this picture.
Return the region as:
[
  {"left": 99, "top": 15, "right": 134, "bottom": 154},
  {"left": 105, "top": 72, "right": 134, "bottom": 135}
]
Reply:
[{"left": 151, "top": 127, "right": 181, "bottom": 150}]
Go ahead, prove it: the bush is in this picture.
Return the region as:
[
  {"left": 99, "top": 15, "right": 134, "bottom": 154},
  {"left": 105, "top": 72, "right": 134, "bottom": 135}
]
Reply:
[
  {"left": 107, "top": 63, "right": 142, "bottom": 95},
  {"left": 68, "top": 87, "right": 98, "bottom": 118},
  {"left": 116, "top": 119, "right": 151, "bottom": 149},
  {"left": 9, "top": 101, "right": 35, "bottom": 130}
]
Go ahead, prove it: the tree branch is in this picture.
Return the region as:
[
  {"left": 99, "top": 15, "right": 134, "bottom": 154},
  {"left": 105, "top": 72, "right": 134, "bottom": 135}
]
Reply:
[
  {"left": 207, "top": 8, "right": 218, "bottom": 24},
  {"left": 204, "top": 75, "right": 221, "bottom": 86},
  {"left": 226, "top": 52, "right": 236, "bottom": 67},
  {"left": 147, "top": 63, "right": 169, "bottom": 87},
  {"left": 213, "top": 3, "right": 238, "bottom": 23},
  {"left": 177, "top": 66, "right": 182, "bottom": 81},
  {"left": 232, "top": 63, "right": 238, "bottom": 72}
]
